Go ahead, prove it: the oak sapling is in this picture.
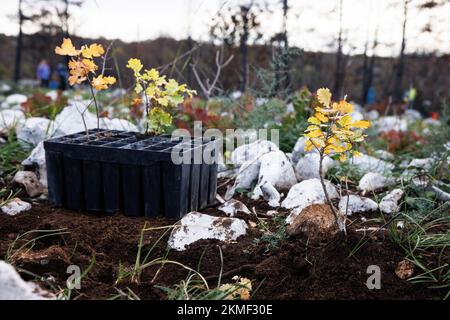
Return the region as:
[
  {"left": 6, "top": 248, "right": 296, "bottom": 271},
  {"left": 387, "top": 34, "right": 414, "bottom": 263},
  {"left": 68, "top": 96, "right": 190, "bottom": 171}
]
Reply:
[
  {"left": 55, "top": 38, "right": 116, "bottom": 133},
  {"left": 127, "top": 58, "right": 196, "bottom": 135},
  {"left": 304, "top": 88, "right": 371, "bottom": 232}
]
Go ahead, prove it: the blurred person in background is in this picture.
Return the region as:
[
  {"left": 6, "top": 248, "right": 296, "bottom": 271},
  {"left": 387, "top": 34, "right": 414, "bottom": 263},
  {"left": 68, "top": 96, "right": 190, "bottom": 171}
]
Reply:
[
  {"left": 57, "top": 63, "right": 68, "bottom": 91},
  {"left": 36, "top": 59, "right": 51, "bottom": 88}
]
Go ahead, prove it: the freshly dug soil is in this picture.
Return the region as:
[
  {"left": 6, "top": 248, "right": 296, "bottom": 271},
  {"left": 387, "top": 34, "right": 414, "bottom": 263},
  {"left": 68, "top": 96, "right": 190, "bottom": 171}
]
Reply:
[{"left": 0, "top": 190, "right": 445, "bottom": 300}]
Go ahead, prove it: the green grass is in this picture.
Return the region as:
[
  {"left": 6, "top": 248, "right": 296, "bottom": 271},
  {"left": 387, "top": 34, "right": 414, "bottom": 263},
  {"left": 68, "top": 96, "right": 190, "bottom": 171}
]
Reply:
[
  {"left": 389, "top": 208, "right": 450, "bottom": 300},
  {"left": 5, "top": 228, "right": 70, "bottom": 264},
  {"left": 0, "top": 138, "right": 30, "bottom": 177},
  {"left": 252, "top": 215, "right": 287, "bottom": 253}
]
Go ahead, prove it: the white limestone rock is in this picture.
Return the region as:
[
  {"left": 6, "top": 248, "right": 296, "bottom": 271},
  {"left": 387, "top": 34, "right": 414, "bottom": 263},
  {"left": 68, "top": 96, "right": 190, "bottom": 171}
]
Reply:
[
  {"left": 4, "top": 94, "right": 27, "bottom": 107},
  {"left": 53, "top": 103, "right": 138, "bottom": 135},
  {"left": 252, "top": 150, "right": 297, "bottom": 199},
  {"left": 259, "top": 181, "right": 281, "bottom": 207},
  {"left": 407, "top": 158, "right": 434, "bottom": 171},
  {"left": 366, "top": 110, "right": 379, "bottom": 121},
  {"left": 358, "top": 172, "right": 394, "bottom": 193},
  {"left": 0, "top": 261, "right": 49, "bottom": 300},
  {"left": 225, "top": 159, "right": 261, "bottom": 200},
  {"left": 101, "top": 118, "right": 138, "bottom": 132},
  {"left": 295, "top": 153, "right": 335, "bottom": 181},
  {"left": 16, "top": 117, "right": 63, "bottom": 146},
  {"left": 21, "top": 142, "right": 47, "bottom": 188},
  {"left": 218, "top": 199, "right": 251, "bottom": 217},
  {"left": 168, "top": 212, "right": 248, "bottom": 251},
  {"left": 339, "top": 195, "right": 378, "bottom": 216},
  {"left": 231, "top": 139, "right": 279, "bottom": 166},
  {"left": 423, "top": 118, "right": 441, "bottom": 127},
  {"left": 374, "top": 150, "right": 395, "bottom": 161},
  {"left": 1, "top": 198, "right": 32, "bottom": 216},
  {"left": 374, "top": 116, "right": 408, "bottom": 133},
  {"left": 350, "top": 153, "right": 395, "bottom": 174},
  {"left": 379, "top": 189, "right": 404, "bottom": 214},
  {"left": 282, "top": 179, "right": 339, "bottom": 223},
  {"left": 12, "top": 171, "right": 44, "bottom": 197},
  {"left": 401, "top": 158, "right": 436, "bottom": 180},
  {"left": 0, "top": 82, "right": 12, "bottom": 94},
  {"left": 0, "top": 109, "right": 25, "bottom": 133},
  {"left": 45, "top": 90, "right": 58, "bottom": 101},
  {"left": 404, "top": 109, "right": 422, "bottom": 122},
  {"left": 351, "top": 110, "right": 364, "bottom": 121}
]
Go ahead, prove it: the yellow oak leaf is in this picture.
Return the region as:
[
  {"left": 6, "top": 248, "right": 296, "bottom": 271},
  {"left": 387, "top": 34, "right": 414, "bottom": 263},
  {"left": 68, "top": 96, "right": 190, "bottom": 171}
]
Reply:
[
  {"left": 307, "top": 117, "right": 321, "bottom": 125},
  {"left": 127, "top": 58, "right": 143, "bottom": 73},
  {"left": 315, "top": 112, "right": 329, "bottom": 123},
  {"left": 305, "top": 129, "right": 323, "bottom": 138},
  {"left": 304, "top": 139, "right": 314, "bottom": 151},
  {"left": 338, "top": 115, "right": 353, "bottom": 127},
  {"left": 334, "top": 100, "right": 353, "bottom": 114},
  {"left": 92, "top": 75, "right": 116, "bottom": 91},
  {"left": 81, "top": 59, "right": 98, "bottom": 73},
  {"left": 317, "top": 88, "right": 332, "bottom": 108},
  {"left": 55, "top": 38, "right": 79, "bottom": 56},
  {"left": 68, "top": 75, "right": 86, "bottom": 86},
  {"left": 351, "top": 120, "right": 371, "bottom": 129},
  {"left": 311, "top": 137, "right": 325, "bottom": 148},
  {"left": 82, "top": 43, "right": 104, "bottom": 59},
  {"left": 307, "top": 125, "right": 320, "bottom": 131},
  {"left": 339, "top": 154, "right": 347, "bottom": 162}
]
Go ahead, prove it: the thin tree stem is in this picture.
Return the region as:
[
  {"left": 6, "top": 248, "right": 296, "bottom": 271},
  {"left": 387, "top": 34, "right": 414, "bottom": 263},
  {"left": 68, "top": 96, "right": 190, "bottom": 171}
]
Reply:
[
  {"left": 89, "top": 82, "right": 100, "bottom": 130},
  {"left": 319, "top": 152, "right": 343, "bottom": 232}
]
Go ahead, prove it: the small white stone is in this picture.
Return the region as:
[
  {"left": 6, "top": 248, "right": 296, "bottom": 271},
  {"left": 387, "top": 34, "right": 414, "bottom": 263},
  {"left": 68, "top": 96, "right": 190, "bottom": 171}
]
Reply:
[
  {"left": 351, "top": 153, "right": 395, "bottom": 174},
  {"left": 218, "top": 199, "right": 251, "bottom": 217},
  {"left": 225, "top": 159, "right": 260, "bottom": 200},
  {"left": 374, "top": 116, "right": 408, "bottom": 133},
  {"left": 282, "top": 178, "right": 339, "bottom": 223},
  {"left": 13, "top": 171, "right": 44, "bottom": 197},
  {"left": 339, "top": 195, "right": 378, "bottom": 216},
  {"left": 45, "top": 90, "right": 58, "bottom": 101},
  {"left": 404, "top": 109, "right": 422, "bottom": 122},
  {"left": 252, "top": 150, "right": 297, "bottom": 199},
  {"left": 1, "top": 198, "right": 32, "bottom": 216},
  {"left": 5, "top": 94, "right": 27, "bottom": 107},
  {"left": 295, "top": 153, "right": 335, "bottom": 181},
  {"left": 423, "top": 118, "right": 441, "bottom": 127},
  {"left": 259, "top": 181, "right": 281, "bottom": 207},
  {"left": 358, "top": 172, "right": 394, "bottom": 193},
  {"left": 168, "top": 212, "right": 248, "bottom": 251},
  {"left": 16, "top": 117, "right": 61, "bottom": 146},
  {"left": 366, "top": 110, "right": 379, "bottom": 121},
  {"left": 0, "top": 261, "right": 49, "bottom": 300},
  {"left": 407, "top": 158, "right": 434, "bottom": 171},
  {"left": 374, "top": 150, "right": 395, "bottom": 161},
  {"left": 231, "top": 139, "right": 279, "bottom": 166},
  {"left": 22, "top": 142, "right": 47, "bottom": 188},
  {"left": 0, "top": 109, "right": 25, "bottom": 132},
  {"left": 379, "top": 189, "right": 404, "bottom": 214}
]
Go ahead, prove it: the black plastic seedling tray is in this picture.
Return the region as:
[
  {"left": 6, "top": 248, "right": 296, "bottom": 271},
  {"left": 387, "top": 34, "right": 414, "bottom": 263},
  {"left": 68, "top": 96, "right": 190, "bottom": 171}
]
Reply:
[{"left": 43, "top": 129, "right": 218, "bottom": 219}]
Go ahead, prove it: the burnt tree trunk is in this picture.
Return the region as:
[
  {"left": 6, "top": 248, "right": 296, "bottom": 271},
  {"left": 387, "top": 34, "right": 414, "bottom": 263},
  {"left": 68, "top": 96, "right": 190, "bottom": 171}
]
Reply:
[
  {"left": 392, "top": 0, "right": 409, "bottom": 102},
  {"left": 239, "top": 6, "right": 250, "bottom": 92},
  {"left": 13, "top": 0, "right": 24, "bottom": 83},
  {"left": 333, "top": 0, "right": 344, "bottom": 98},
  {"left": 282, "top": 0, "right": 290, "bottom": 92}
]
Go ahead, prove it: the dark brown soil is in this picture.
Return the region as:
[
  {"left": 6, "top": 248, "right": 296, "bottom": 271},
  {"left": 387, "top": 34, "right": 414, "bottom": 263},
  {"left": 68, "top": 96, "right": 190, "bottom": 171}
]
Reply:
[{"left": 0, "top": 186, "right": 445, "bottom": 300}]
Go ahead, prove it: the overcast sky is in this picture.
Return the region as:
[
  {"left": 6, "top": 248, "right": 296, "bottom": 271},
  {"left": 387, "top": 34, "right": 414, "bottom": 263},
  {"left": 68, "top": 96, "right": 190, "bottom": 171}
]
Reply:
[{"left": 1, "top": 0, "right": 449, "bottom": 57}]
